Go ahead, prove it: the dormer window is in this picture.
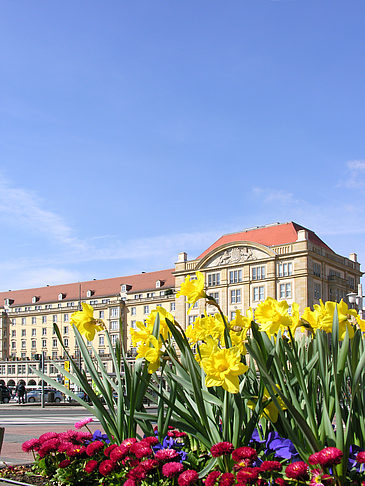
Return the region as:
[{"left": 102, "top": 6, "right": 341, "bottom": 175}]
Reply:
[
  {"left": 58, "top": 293, "right": 65, "bottom": 301},
  {"left": 121, "top": 284, "right": 127, "bottom": 292},
  {"left": 32, "top": 296, "right": 39, "bottom": 304},
  {"left": 4, "top": 298, "right": 14, "bottom": 306},
  {"left": 86, "top": 290, "right": 93, "bottom": 298},
  {"left": 156, "top": 280, "right": 163, "bottom": 288}
]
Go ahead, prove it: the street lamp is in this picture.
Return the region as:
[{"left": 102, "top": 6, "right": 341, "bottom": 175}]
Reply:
[{"left": 347, "top": 288, "right": 364, "bottom": 318}]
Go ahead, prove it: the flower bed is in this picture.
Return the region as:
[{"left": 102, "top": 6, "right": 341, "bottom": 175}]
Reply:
[{"left": 25, "top": 273, "right": 365, "bottom": 485}]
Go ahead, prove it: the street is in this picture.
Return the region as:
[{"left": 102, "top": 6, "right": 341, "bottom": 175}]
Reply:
[{"left": 0, "top": 404, "right": 102, "bottom": 465}]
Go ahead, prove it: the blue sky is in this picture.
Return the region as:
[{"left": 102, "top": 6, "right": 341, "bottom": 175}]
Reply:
[{"left": 1, "top": 0, "right": 365, "bottom": 291}]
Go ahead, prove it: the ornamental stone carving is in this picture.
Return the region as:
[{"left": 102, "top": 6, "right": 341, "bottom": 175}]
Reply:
[{"left": 204, "top": 246, "right": 268, "bottom": 268}]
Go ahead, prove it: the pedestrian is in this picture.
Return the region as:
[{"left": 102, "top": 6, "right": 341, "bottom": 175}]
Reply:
[{"left": 15, "top": 382, "right": 26, "bottom": 404}]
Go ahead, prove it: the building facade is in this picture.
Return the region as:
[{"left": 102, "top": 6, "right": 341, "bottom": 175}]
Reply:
[{"left": 0, "top": 222, "right": 362, "bottom": 388}]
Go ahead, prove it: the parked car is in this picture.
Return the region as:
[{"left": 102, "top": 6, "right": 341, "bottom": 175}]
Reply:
[
  {"left": 26, "top": 389, "right": 64, "bottom": 403},
  {"left": 0, "top": 384, "right": 11, "bottom": 403}
]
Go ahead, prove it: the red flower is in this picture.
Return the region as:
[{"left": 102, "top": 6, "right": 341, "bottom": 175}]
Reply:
[
  {"left": 121, "top": 437, "right": 138, "bottom": 451},
  {"left": 39, "top": 432, "right": 58, "bottom": 442},
  {"left": 104, "top": 444, "right": 118, "bottom": 457},
  {"left": 39, "top": 438, "right": 60, "bottom": 456},
  {"left": 285, "top": 461, "right": 309, "bottom": 481},
  {"left": 308, "top": 452, "right": 321, "bottom": 465},
  {"left": 317, "top": 447, "right": 343, "bottom": 468},
  {"left": 357, "top": 451, "right": 365, "bottom": 464},
  {"left": 131, "top": 444, "right": 153, "bottom": 459},
  {"left": 58, "top": 459, "right": 71, "bottom": 468},
  {"left": 260, "top": 460, "right": 282, "bottom": 472},
  {"left": 140, "top": 459, "right": 159, "bottom": 472},
  {"left": 236, "top": 467, "right": 261, "bottom": 483},
  {"left": 66, "top": 445, "right": 86, "bottom": 457},
  {"left": 210, "top": 442, "right": 234, "bottom": 458},
  {"left": 110, "top": 445, "right": 129, "bottom": 461},
  {"left": 232, "top": 447, "right": 258, "bottom": 463},
  {"left": 143, "top": 436, "right": 159, "bottom": 446},
  {"left": 162, "top": 462, "right": 184, "bottom": 477},
  {"left": 205, "top": 471, "right": 221, "bottom": 486},
  {"left": 85, "top": 460, "right": 99, "bottom": 473},
  {"left": 219, "top": 472, "right": 235, "bottom": 486},
  {"left": 128, "top": 465, "right": 147, "bottom": 481},
  {"left": 274, "top": 479, "right": 287, "bottom": 486},
  {"left": 86, "top": 440, "right": 104, "bottom": 457},
  {"left": 155, "top": 448, "right": 179, "bottom": 461},
  {"left": 178, "top": 469, "right": 199, "bottom": 486},
  {"left": 123, "top": 480, "right": 136, "bottom": 486},
  {"left": 99, "top": 459, "right": 115, "bottom": 476},
  {"left": 22, "top": 438, "right": 41, "bottom": 452}
]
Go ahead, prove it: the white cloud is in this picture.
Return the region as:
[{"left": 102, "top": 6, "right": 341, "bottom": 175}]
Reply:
[
  {"left": 0, "top": 173, "right": 86, "bottom": 250},
  {"left": 343, "top": 160, "right": 365, "bottom": 188},
  {"left": 252, "top": 187, "right": 297, "bottom": 205}
]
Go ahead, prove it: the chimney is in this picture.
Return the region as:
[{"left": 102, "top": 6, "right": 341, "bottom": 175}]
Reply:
[
  {"left": 177, "top": 252, "right": 187, "bottom": 262},
  {"left": 349, "top": 253, "right": 357, "bottom": 262},
  {"left": 297, "top": 229, "right": 308, "bottom": 241}
]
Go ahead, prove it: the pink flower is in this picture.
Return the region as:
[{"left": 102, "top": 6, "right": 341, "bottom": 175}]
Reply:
[
  {"left": 121, "top": 437, "right": 138, "bottom": 450},
  {"left": 128, "top": 465, "right": 147, "bottom": 481},
  {"left": 74, "top": 417, "right": 94, "bottom": 429},
  {"left": 178, "top": 469, "right": 199, "bottom": 486},
  {"left": 39, "top": 432, "right": 58, "bottom": 442},
  {"left": 155, "top": 448, "right": 179, "bottom": 461},
  {"left": 285, "top": 461, "right": 309, "bottom": 481},
  {"left": 210, "top": 442, "right": 234, "bottom": 458},
  {"left": 140, "top": 459, "right": 159, "bottom": 472},
  {"left": 22, "top": 438, "right": 40, "bottom": 452},
  {"left": 38, "top": 438, "right": 60, "bottom": 455},
  {"left": 66, "top": 444, "right": 86, "bottom": 457},
  {"left": 236, "top": 467, "right": 261, "bottom": 483},
  {"left": 85, "top": 459, "right": 99, "bottom": 473},
  {"left": 310, "top": 469, "right": 333, "bottom": 486},
  {"left": 58, "top": 459, "right": 71, "bottom": 468},
  {"left": 123, "top": 480, "right": 136, "bottom": 486},
  {"left": 162, "top": 461, "right": 184, "bottom": 477},
  {"left": 317, "top": 447, "right": 343, "bottom": 468},
  {"left": 142, "top": 436, "right": 159, "bottom": 446},
  {"left": 204, "top": 471, "right": 221, "bottom": 486},
  {"left": 219, "top": 472, "right": 235, "bottom": 486},
  {"left": 260, "top": 460, "right": 282, "bottom": 472},
  {"left": 104, "top": 444, "right": 118, "bottom": 457},
  {"left": 232, "top": 446, "right": 258, "bottom": 463},
  {"left": 308, "top": 452, "right": 321, "bottom": 465},
  {"left": 99, "top": 459, "right": 115, "bottom": 476},
  {"left": 130, "top": 443, "right": 153, "bottom": 459},
  {"left": 110, "top": 445, "right": 129, "bottom": 462},
  {"left": 86, "top": 441, "right": 104, "bottom": 457},
  {"left": 357, "top": 451, "right": 365, "bottom": 464}
]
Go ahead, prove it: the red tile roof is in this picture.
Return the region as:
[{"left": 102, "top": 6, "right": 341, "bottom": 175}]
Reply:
[
  {"left": 0, "top": 269, "right": 175, "bottom": 307},
  {"left": 197, "top": 222, "right": 334, "bottom": 259}
]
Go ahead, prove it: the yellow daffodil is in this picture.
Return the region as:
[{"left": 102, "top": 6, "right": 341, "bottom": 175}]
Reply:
[
  {"left": 254, "top": 298, "right": 293, "bottom": 337},
  {"left": 136, "top": 336, "right": 162, "bottom": 374},
  {"left": 228, "top": 310, "right": 252, "bottom": 355},
  {"left": 186, "top": 314, "right": 225, "bottom": 345},
  {"left": 176, "top": 271, "right": 207, "bottom": 312},
  {"left": 130, "top": 320, "right": 154, "bottom": 347},
  {"left": 201, "top": 345, "right": 248, "bottom": 394},
  {"left": 301, "top": 299, "right": 356, "bottom": 340},
  {"left": 145, "top": 306, "right": 173, "bottom": 342},
  {"left": 248, "top": 386, "right": 286, "bottom": 423},
  {"left": 70, "top": 303, "right": 104, "bottom": 341},
  {"left": 356, "top": 314, "right": 365, "bottom": 333}
]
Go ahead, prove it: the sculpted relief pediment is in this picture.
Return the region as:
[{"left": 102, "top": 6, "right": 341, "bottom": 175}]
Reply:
[{"left": 204, "top": 246, "right": 269, "bottom": 268}]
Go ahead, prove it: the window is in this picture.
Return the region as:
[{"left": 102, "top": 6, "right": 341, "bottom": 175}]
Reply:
[
  {"left": 42, "top": 315, "right": 47, "bottom": 324},
  {"left": 25, "top": 306, "right": 31, "bottom": 311},
  {"left": 229, "top": 270, "right": 242, "bottom": 283},
  {"left": 252, "top": 266, "right": 266, "bottom": 280},
  {"left": 35, "top": 305, "right": 41, "bottom": 310},
  {"left": 42, "top": 327, "right": 47, "bottom": 336},
  {"left": 230, "top": 289, "right": 241, "bottom": 304},
  {"left": 110, "top": 307, "right": 119, "bottom": 318},
  {"left": 11, "top": 318, "right": 16, "bottom": 325},
  {"left": 32, "top": 328, "right": 36, "bottom": 336},
  {"left": 32, "top": 296, "right": 38, "bottom": 303},
  {"left": 52, "top": 339, "right": 58, "bottom": 348},
  {"left": 188, "top": 315, "right": 197, "bottom": 325},
  {"left": 67, "top": 302, "right": 74, "bottom": 307},
  {"left": 230, "top": 311, "right": 236, "bottom": 320},
  {"left": 64, "top": 338, "right": 69, "bottom": 347},
  {"left": 134, "top": 294, "right": 143, "bottom": 300},
  {"left": 253, "top": 286, "right": 265, "bottom": 302},
  {"left": 58, "top": 293, "right": 65, "bottom": 301},
  {"left": 0, "top": 365, "right": 5, "bottom": 374},
  {"left": 21, "top": 329, "right": 26, "bottom": 337},
  {"left": 278, "top": 262, "right": 293, "bottom": 277},
  {"left": 90, "top": 300, "right": 98, "bottom": 305},
  {"left": 156, "top": 280, "right": 162, "bottom": 288},
  {"left": 45, "top": 304, "right": 52, "bottom": 310},
  {"left": 170, "top": 302, "right": 175, "bottom": 311},
  {"left": 111, "top": 334, "right": 118, "bottom": 345},
  {"left": 11, "top": 330, "right": 16, "bottom": 337},
  {"left": 99, "top": 335, "right": 104, "bottom": 347},
  {"left": 52, "top": 352, "right": 58, "bottom": 360},
  {"left": 208, "top": 292, "right": 219, "bottom": 304},
  {"left": 147, "top": 292, "right": 154, "bottom": 298},
  {"left": 31, "top": 340, "right": 36, "bottom": 349},
  {"left": 21, "top": 340, "right": 26, "bottom": 349},
  {"left": 17, "top": 364, "right": 26, "bottom": 374},
  {"left": 348, "top": 276, "right": 355, "bottom": 289},
  {"left": 32, "top": 317, "right": 36, "bottom": 324},
  {"left": 58, "top": 303, "right": 62, "bottom": 308},
  {"left": 53, "top": 315, "right": 58, "bottom": 322},
  {"left": 64, "top": 314, "right": 69, "bottom": 322},
  {"left": 102, "top": 299, "right": 110, "bottom": 304},
  {"left": 280, "top": 283, "right": 292, "bottom": 299},
  {"left": 144, "top": 305, "right": 149, "bottom": 314},
  {"left": 63, "top": 326, "right": 68, "bottom": 335},
  {"left": 131, "top": 307, "right": 136, "bottom": 316},
  {"left": 99, "top": 310, "right": 104, "bottom": 319},
  {"left": 11, "top": 341, "right": 16, "bottom": 349},
  {"left": 22, "top": 317, "right": 26, "bottom": 325},
  {"left": 313, "top": 262, "right": 321, "bottom": 277},
  {"left": 86, "top": 290, "right": 93, "bottom": 298},
  {"left": 207, "top": 273, "right": 220, "bottom": 286},
  {"left": 314, "top": 283, "right": 321, "bottom": 300},
  {"left": 42, "top": 339, "right": 47, "bottom": 347},
  {"left": 110, "top": 320, "right": 118, "bottom": 331},
  {"left": 131, "top": 320, "right": 136, "bottom": 329},
  {"left": 7, "top": 364, "right": 15, "bottom": 374}
]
